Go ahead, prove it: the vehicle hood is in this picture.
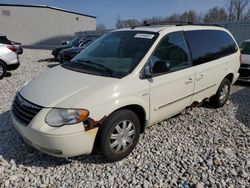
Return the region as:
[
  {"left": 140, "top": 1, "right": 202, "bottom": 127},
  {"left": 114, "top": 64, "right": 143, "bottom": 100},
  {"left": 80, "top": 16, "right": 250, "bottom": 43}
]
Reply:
[
  {"left": 61, "top": 47, "right": 84, "bottom": 54},
  {"left": 20, "top": 65, "right": 117, "bottom": 108},
  {"left": 53, "top": 45, "right": 72, "bottom": 52}
]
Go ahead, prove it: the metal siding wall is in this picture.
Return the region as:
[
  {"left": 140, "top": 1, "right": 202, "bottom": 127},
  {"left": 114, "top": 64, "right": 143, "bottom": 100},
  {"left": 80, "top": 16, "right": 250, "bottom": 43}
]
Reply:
[
  {"left": 0, "top": 6, "right": 96, "bottom": 45},
  {"left": 225, "top": 22, "right": 250, "bottom": 44}
]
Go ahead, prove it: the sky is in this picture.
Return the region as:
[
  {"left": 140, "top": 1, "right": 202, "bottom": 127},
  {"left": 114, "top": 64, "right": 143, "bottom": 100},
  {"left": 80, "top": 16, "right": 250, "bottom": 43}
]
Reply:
[{"left": 1, "top": 0, "right": 226, "bottom": 28}]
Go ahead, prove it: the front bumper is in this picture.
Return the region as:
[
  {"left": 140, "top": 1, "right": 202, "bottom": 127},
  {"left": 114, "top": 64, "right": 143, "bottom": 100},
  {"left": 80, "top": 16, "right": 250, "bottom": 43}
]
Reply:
[
  {"left": 58, "top": 53, "right": 75, "bottom": 63},
  {"left": 58, "top": 53, "right": 64, "bottom": 63},
  {"left": 11, "top": 108, "right": 98, "bottom": 158},
  {"left": 52, "top": 51, "right": 59, "bottom": 59},
  {"left": 239, "top": 64, "right": 250, "bottom": 80}
]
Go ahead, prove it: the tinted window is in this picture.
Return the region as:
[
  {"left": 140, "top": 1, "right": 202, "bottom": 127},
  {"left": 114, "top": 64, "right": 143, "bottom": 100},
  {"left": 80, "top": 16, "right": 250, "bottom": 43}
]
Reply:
[
  {"left": 70, "top": 37, "right": 81, "bottom": 46},
  {"left": 150, "top": 32, "right": 189, "bottom": 73},
  {"left": 79, "top": 39, "right": 92, "bottom": 47},
  {"left": 241, "top": 42, "right": 250, "bottom": 55},
  {"left": 185, "top": 30, "right": 237, "bottom": 65},
  {"left": 0, "top": 36, "right": 11, "bottom": 44}
]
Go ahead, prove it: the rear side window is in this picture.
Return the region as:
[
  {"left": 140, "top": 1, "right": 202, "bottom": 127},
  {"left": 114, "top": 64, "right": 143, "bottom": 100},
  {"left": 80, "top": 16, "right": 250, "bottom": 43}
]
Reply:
[
  {"left": 241, "top": 42, "right": 250, "bottom": 55},
  {"left": 185, "top": 30, "right": 238, "bottom": 65},
  {"left": 0, "top": 36, "right": 11, "bottom": 44}
]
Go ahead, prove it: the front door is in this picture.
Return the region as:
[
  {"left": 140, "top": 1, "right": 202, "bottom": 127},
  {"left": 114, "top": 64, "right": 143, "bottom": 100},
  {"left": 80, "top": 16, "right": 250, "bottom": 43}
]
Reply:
[{"left": 148, "top": 31, "right": 195, "bottom": 125}]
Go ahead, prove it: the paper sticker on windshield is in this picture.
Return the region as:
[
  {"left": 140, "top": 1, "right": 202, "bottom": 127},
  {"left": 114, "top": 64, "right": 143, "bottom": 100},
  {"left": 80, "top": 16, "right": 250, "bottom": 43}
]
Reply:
[{"left": 134, "top": 33, "right": 155, "bottom": 39}]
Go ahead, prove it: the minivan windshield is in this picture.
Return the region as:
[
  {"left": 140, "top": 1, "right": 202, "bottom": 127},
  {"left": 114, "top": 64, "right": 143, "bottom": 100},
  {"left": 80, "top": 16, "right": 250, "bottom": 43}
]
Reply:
[
  {"left": 62, "top": 31, "right": 159, "bottom": 78},
  {"left": 241, "top": 42, "right": 250, "bottom": 55}
]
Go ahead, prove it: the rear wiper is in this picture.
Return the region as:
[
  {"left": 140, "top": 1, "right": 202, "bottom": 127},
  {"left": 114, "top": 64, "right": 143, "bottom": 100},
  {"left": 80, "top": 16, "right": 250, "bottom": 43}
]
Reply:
[{"left": 76, "top": 60, "right": 114, "bottom": 76}]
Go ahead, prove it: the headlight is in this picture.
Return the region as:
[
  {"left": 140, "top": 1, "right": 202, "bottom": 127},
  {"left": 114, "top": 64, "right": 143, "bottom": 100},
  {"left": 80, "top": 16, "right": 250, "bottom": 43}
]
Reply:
[{"left": 45, "top": 108, "right": 89, "bottom": 127}]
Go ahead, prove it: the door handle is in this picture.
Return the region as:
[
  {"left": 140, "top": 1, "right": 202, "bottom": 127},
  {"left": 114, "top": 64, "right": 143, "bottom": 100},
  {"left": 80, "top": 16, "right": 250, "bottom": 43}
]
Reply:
[
  {"left": 185, "top": 78, "right": 193, "bottom": 84},
  {"left": 196, "top": 74, "right": 204, "bottom": 81}
]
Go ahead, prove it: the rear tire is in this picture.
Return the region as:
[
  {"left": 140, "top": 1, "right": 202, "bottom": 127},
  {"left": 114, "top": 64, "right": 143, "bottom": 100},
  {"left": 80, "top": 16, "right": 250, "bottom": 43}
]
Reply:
[
  {"left": 99, "top": 110, "right": 141, "bottom": 162},
  {"left": 0, "top": 61, "right": 7, "bottom": 79},
  {"left": 209, "top": 78, "right": 231, "bottom": 108}
]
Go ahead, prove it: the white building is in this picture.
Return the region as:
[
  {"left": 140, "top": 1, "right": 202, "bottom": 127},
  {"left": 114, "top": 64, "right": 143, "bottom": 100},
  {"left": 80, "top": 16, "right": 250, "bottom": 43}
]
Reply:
[{"left": 0, "top": 4, "right": 96, "bottom": 45}]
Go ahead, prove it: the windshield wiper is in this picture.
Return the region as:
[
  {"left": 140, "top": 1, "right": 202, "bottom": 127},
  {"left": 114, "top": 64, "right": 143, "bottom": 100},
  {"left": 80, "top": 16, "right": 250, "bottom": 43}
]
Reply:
[{"left": 76, "top": 60, "right": 114, "bottom": 76}]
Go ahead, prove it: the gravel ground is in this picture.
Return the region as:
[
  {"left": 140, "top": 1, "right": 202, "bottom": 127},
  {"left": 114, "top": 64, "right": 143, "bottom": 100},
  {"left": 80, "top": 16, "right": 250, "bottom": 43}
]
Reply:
[{"left": 0, "top": 49, "right": 249, "bottom": 187}]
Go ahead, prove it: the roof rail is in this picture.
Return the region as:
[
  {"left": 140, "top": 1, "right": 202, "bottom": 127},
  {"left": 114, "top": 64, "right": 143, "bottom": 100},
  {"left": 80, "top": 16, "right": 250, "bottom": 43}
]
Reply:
[
  {"left": 131, "top": 21, "right": 193, "bottom": 29},
  {"left": 193, "top": 23, "right": 222, "bottom": 27},
  {"left": 131, "top": 21, "right": 222, "bottom": 29}
]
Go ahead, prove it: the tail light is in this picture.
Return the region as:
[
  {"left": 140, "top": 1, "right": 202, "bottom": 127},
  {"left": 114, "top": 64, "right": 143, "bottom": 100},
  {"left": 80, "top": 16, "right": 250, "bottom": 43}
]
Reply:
[{"left": 7, "top": 45, "right": 16, "bottom": 52}]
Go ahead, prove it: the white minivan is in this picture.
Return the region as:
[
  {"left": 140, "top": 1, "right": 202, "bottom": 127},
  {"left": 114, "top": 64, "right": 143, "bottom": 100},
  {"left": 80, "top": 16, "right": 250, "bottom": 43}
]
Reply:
[{"left": 11, "top": 25, "right": 240, "bottom": 161}]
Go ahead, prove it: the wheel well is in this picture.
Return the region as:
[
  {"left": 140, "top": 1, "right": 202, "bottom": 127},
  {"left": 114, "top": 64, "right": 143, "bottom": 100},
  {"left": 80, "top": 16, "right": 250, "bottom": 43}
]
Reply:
[
  {"left": 225, "top": 73, "right": 234, "bottom": 83},
  {"left": 0, "top": 59, "right": 6, "bottom": 65},
  {"left": 118, "top": 105, "right": 146, "bottom": 133},
  {"left": 0, "top": 60, "right": 7, "bottom": 70}
]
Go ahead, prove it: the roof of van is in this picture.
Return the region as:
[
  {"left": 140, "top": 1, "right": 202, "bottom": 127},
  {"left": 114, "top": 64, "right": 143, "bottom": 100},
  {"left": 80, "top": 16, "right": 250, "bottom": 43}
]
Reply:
[{"left": 115, "top": 25, "right": 225, "bottom": 33}]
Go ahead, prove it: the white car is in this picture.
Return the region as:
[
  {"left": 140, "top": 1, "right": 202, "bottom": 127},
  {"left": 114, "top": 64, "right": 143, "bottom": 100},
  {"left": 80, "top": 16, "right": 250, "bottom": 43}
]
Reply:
[
  {"left": 0, "top": 44, "right": 19, "bottom": 79},
  {"left": 11, "top": 25, "right": 240, "bottom": 161},
  {"left": 239, "top": 39, "right": 250, "bottom": 80}
]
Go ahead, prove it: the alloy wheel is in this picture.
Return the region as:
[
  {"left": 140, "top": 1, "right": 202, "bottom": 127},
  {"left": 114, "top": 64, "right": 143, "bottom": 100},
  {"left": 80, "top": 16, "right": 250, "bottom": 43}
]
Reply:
[
  {"left": 219, "top": 84, "right": 229, "bottom": 103},
  {"left": 109, "top": 120, "right": 136, "bottom": 153},
  {"left": 0, "top": 65, "right": 3, "bottom": 77}
]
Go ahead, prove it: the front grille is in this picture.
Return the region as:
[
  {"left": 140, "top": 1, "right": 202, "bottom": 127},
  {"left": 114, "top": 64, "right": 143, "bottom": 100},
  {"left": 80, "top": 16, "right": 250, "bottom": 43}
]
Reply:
[
  {"left": 63, "top": 54, "right": 72, "bottom": 61},
  {"left": 239, "top": 69, "right": 250, "bottom": 77},
  {"left": 241, "top": 64, "right": 250, "bottom": 68},
  {"left": 12, "top": 93, "right": 43, "bottom": 126}
]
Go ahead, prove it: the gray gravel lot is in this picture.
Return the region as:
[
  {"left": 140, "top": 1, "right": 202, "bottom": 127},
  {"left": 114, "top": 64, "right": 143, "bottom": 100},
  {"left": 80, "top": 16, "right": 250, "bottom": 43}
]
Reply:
[{"left": 0, "top": 49, "right": 249, "bottom": 187}]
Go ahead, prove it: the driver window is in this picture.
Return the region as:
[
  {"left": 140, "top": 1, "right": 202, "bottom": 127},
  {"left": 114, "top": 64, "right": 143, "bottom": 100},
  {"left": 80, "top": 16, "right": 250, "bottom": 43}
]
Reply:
[
  {"left": 80, "top": 39, "right": 92, "bottom": 47},
  {"left": 150, "top": 32, "right": 189, "bottom": 72}
]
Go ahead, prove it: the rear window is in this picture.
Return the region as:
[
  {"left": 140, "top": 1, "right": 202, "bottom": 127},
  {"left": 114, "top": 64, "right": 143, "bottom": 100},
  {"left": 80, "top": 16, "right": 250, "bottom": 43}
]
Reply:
[
  {"left": 241, "top": 42, "right": 250, "bottom": 55},
  {"left": 185, "top": 30, "right": 238, "bottom": 65},
  {"left": 0, "top": 36, "right": 11, "bottom": 44}
]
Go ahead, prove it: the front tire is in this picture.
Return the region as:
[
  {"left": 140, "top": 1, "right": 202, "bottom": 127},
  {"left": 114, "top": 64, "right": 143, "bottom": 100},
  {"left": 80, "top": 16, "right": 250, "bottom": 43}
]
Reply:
[
  {"left": 99, "top": 110, "right": 141, "bottom": 162},
  {"left": 209, "top": 78, "right": 231, "bottom": 108},
  {"left": 0, "top": 61, "right": 7, "bottom": 79}
]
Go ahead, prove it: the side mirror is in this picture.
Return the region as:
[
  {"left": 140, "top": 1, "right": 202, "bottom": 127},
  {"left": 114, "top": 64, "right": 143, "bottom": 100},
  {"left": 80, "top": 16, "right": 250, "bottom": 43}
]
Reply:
[
  {"left": 143, "top": 65, "right": 151, "bottom": 78},
  {"left": 61, "top": 41, "right": 69, "bottom": 45},
  {"left": 152, "top": 60, "right": 170, "bottom": 74}
]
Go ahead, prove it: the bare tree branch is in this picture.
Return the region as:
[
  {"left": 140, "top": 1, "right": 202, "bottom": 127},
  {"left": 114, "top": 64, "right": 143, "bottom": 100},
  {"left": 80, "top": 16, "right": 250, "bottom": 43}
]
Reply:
[
  {"left": 203, "top": 7, "right": 228, "bottom": 22},
  {"left": 225, "top": 0, "right": 249, "bottom": 21}
]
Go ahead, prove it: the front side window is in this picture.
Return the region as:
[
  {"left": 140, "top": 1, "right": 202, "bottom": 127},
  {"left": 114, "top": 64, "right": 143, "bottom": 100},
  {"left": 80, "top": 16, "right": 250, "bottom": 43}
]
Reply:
[
  {"left": 70, "top": 37, "right": 81, "bottom": 46},
  {"left": 63, "top": 31, "right": 159, "bottom": 78},
  {"left": 185, "top": 30, "right": 238, "bottom": 65},
  {"left": 241, "top": 42, "right": 250, "bottom": 55},
  {"left": 150, "top": 32, "right": 189, "bottom": 74},
  {"left": 79, "top": 39, "right": 92, "bottom": 47}
]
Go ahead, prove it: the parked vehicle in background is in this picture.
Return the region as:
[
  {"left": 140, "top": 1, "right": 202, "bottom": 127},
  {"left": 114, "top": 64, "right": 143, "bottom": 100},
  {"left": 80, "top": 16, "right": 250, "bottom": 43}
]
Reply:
[
  {"left": 0, "top": 35, "right": 23, "bottom": 55},
  {"left": 11, "top": 41, "right": 23, "bottom": 55},
  {"left": 12, "top": 24, "right": 240, "bottom": 161},
  {"left": 0, "top": 44, "right": 19, "bottom": 79},
  {"left": 60, "top": 40, "right": 70, "bottom": 46},
  {"left": 52, "top": 35, "right": 100, "bottom": 59},
  {"left": 58, "top": 36, "right": 100, "bottom": 63},
  {"left": 239, "top": 40, "right": 250, "bottom": 80}
]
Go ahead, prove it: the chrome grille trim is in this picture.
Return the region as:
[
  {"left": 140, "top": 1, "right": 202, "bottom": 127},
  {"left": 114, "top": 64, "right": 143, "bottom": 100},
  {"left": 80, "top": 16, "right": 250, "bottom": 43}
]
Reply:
[{"left": 12, "top": 93, "right": 43, "bottom": 126}]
